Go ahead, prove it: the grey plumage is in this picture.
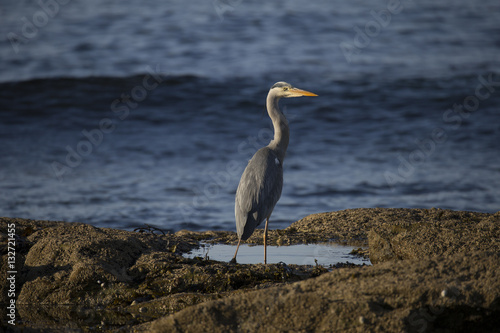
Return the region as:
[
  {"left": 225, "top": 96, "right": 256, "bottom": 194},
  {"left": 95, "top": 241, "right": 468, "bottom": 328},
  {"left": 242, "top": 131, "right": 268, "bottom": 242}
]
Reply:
[
  {"left": 235, "top": 147, "right": 283, "bottom": 240},
  {"left": 231, "top": 81, "right": 317, "bottom": 264}
]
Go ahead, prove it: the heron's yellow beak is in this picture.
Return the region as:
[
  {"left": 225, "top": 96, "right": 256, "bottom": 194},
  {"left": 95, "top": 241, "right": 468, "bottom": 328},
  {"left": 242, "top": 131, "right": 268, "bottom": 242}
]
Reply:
[{"left": 290, "top": 88, "right": 318, "bottom": 97}]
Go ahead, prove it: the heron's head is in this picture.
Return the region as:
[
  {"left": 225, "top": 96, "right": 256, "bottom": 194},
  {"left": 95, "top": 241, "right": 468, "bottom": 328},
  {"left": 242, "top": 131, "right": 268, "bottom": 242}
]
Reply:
[{"left": 270, "top": 81, "right": 318, "bottom": 98}]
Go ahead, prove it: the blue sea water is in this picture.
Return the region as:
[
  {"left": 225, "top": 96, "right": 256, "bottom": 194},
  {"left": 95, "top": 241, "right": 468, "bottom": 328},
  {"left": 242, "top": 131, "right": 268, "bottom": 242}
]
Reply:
[{"left": 0, "top": 0, "right": 499, "bottom": 232}]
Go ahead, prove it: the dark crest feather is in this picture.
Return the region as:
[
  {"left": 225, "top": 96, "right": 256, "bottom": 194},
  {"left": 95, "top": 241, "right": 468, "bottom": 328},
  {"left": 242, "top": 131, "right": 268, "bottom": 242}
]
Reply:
[{"left": 271, "top": 81, "right": 292, "bottom": 89}]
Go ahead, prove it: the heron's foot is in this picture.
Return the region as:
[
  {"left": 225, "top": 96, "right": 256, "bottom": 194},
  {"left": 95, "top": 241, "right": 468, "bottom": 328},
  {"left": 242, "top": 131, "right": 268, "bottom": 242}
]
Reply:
[{"left": 229, "top": 257, "right": 237, "bottom": 264}]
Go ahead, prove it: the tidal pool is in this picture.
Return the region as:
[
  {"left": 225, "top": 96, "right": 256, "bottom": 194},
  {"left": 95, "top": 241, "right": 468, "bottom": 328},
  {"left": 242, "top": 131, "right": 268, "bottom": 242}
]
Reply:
[{"left": 184, "top": 243, "right": 371, "bottom": 267}]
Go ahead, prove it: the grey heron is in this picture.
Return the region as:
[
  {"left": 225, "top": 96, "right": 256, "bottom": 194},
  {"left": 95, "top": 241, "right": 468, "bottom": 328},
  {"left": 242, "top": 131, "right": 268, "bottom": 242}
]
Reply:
[{"left": 231, "top": 81, "right": 317, "bottom": 264}]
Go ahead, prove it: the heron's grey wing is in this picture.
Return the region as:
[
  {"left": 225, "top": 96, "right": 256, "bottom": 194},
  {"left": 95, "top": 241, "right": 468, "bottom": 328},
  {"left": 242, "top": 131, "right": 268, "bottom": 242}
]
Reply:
[{"left": 235, "top": 147, "right": 283, "bottom": 240}]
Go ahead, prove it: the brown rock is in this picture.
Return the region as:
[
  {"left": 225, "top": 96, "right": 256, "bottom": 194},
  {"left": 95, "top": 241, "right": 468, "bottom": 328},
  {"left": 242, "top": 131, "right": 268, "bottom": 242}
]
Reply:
[
  {"left": 1, "top": 208, "right": 499, "bottom": 332},
  {"left": 367, "top": 209, "right": 500, "bottom": 264},
  {"left": 150, "top": 251, "right": 500, "bottom": 332}
]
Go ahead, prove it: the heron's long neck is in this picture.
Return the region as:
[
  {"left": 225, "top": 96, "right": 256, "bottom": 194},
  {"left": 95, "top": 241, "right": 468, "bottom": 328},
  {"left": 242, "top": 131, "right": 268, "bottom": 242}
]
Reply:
[{"left": 266, "top": 93, "right": 289, "bottom": 162}]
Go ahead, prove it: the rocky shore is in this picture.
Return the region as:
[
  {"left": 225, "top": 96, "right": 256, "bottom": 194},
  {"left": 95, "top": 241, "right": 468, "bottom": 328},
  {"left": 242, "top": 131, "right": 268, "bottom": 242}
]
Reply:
[{"left": 1, "top": 208, "right": 499, "bottom": 332}]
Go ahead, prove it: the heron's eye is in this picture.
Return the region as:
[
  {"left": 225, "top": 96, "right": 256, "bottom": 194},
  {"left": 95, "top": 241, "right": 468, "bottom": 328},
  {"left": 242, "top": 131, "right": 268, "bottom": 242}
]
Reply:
[{"left": 283, "top": 87, "right": 289, "bottom": 91}]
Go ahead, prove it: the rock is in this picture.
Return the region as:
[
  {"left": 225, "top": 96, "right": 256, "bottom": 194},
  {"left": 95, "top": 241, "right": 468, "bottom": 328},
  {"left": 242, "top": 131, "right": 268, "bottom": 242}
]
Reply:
[
  {"left": 367, "top": 209, "right": 499, "bottom": 264},
  {"left": 149, "top": 251, "right": 500, "bottom": 332},
  {"left": 1, "top": 208, "right": 498, "bottom": 332},
  {"left": 13, "top": 222, "right": 191, "bottom": 306},
  {"left": 0, "top": 217, "right": 329, "bottom": 331}
]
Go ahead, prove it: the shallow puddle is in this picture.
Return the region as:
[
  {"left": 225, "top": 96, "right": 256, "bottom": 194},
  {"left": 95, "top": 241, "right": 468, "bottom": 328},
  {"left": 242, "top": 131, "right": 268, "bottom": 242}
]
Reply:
[{"left": 184, "top": 243, "right": 371, "bottom": 267}]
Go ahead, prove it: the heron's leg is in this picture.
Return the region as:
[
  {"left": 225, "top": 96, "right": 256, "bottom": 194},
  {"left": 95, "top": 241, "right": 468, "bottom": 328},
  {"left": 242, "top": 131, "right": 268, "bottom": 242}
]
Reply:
[
  {"left": 230, "top": 238, "right": 242, "bottom": 264},
  {"left": 264, "top": 217, "right": 269, "bottom": 264}
]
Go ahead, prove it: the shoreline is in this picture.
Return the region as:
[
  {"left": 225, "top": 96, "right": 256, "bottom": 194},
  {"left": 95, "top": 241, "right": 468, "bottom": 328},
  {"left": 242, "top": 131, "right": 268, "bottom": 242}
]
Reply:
[{"left": 1, "top": 208, "right": 499, "bottom": 332}]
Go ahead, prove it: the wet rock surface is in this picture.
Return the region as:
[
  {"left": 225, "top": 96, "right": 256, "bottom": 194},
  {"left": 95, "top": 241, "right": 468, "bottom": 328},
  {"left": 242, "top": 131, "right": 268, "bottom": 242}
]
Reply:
[
  {"left": 151, "top": 251, "right": 499, "bottom": 333},
  {"left": 0, "top": 208, "right": 498, "bottom": 332}
]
